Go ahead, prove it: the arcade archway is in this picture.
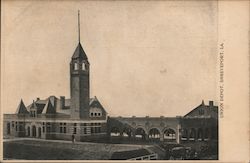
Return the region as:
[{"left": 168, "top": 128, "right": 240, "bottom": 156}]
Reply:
[
  {"left": 148, "top": 128, "right": 160, "bottom": 141},
  {"left": 121, "top": 127, "right": 132, "bottom": 138},
  {"left": 135, "top": 128, "right": 146, "bottom": 140},
  {"left": 163, "top": 128, "right": 176, "bottom": 141},
  {"left": 32, "top": 126, "right": 36, "bottom": 137}
]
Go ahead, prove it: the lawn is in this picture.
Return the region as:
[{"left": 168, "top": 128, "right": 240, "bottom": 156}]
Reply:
[{"left": 3, "top": 140, "right": 142, "bottom": 160}]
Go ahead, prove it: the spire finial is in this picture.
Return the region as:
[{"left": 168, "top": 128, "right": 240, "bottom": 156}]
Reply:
[
  {"left": 78, "top": 10, "right": 81, "bottom": 43},
  {"left": 202, "top": 100, "right": 205, "bottom": 105}
]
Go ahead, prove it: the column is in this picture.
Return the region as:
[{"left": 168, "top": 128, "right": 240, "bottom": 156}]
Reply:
[
  {"left": 176, "top": 124, "right": 180, "bottom": 144},
  {"left": 160, "top": 133, "right": 164, "bottom": 141}
]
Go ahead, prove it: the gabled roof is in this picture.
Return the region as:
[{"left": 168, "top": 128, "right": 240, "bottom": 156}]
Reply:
[
  {"left": 89, "top": 96, "right": 107, "bottom": 113},
  {"left": 24, "top": 95, "right": 106, "bottom": 115},
  {"left": 42, "top": 99, "right": 56, "bottom": 114},
  {"left": 15, "top": 99, "right": 29, "bottom": 114},
  {"left": 72, "top": 43, "right": 88, "bottom": 61},
  {"left": 30, "top": 100, "right": 38, "bottom": 110},
  {"left": 184, "top": 101, "right": 218, "bottom": 118}
]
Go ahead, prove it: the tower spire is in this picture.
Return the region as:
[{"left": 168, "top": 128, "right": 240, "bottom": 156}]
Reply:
[{"left": 78, "top": 10, "right": 81, "bottom": 43}]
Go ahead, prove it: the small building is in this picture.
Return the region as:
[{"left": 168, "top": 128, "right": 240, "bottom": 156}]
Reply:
[{"left": 180, "top": 100, "right": 218, "bottom": 142}]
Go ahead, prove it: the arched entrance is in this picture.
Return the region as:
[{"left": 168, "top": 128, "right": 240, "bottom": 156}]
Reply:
[
  {"left": 38, "top": 127, "right": 42, "bottom": 138},
  {"left": 148, "top": 128, "right": 160, "bottom": 141},
  {"left": 163, "top": 128, "right": 176, "bottom": 142},
  {"left": 135, "top": 128, "right": 146, "bottom": 140},
  {"left": 27, "top": 126, "right": 30, "bottom": 137},
  {"left": 32, "top": 126, "right": 36, "bottom": 137}
]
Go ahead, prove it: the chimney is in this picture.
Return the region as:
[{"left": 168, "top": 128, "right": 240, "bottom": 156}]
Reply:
[
  {"left": 36, "top": 97, "right": 40, "bottom": 101},
  {"left": 209, "top": 101, "right": 214, "bottom": 107},
  {"left": 60, "top": 96, "right": 65, "bottom": 109}
]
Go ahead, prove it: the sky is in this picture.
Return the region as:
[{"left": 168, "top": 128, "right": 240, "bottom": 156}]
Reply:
[{"left": 1, "top": 0, "right": 218, "bottom": 117}]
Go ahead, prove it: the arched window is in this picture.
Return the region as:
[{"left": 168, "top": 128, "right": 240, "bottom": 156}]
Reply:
[{"left": 74, "top": 63, "right": 79, "bottom": 70}]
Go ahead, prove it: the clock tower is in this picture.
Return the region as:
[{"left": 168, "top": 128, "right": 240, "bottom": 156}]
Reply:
[{"left": 70, "top": 11, "right": 90, "bottom": 119}]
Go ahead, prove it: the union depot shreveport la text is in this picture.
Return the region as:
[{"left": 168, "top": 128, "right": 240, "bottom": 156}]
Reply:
[{"left": 3, "top": 13, "right": 218, "bottom": 146}]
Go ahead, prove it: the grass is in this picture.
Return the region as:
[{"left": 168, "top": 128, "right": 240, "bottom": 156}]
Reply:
[{"left": 3, "top": 140, "right": 142, "bottom": 160}]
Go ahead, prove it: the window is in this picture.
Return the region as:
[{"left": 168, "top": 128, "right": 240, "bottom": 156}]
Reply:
[
  {"left": 74, "top": 63, "right": 79, "bottom": 70},
  {"left": 7, "top": 122, "right": 10, "bottom": 135},
  {"left": 15, "top": 122, "right": 18, "bottom": 131},
  {"left": 73, "top": 123, "right": 77, "bottom": 134},
  {"left": 64, "top": 123, "right": 66, "bottom": 133},
  {"left": 95, "top": 127, "right": 101, "bottom": 133},
  {"left": 90, "top": 112, "right": 102, "bottom": 117},
  {"left": 42, "top": 122, "right": 45, "bottom": 133},
  {"left": 199, "top": 109, "right": 205, "bottom": 115},
  {"left": 82, "top": 63, "right": 86, "bottom": 70},
  {"left": 59, "top": 123, "right": 67, "bottom": 133},
  {"left": 60, "top": 123, "right": 63, "bottom": 133},
  {"left": 30, "top": 110, "right": 36, "bottom": 117},
  {"left": 46, "top": 122, "right": 51, "bottom": 133},
  {"left": 84, "top": 127, "right": 87, "bottom": 134},
  {"left": 27, "top": 126, "right": 30, "bottom": 136}
]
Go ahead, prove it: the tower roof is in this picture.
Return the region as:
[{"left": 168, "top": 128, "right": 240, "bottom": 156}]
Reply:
[
  {"left": 15, "top": 99, "right": 29, "bottom": 114},
  {"left": 72, "top": 42, "right": 88, "bottom": 61}
]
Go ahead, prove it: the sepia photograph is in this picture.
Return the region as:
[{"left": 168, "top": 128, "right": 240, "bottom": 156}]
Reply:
[{"left": 1, "top": 0, "right": 249, "bottom": 162}]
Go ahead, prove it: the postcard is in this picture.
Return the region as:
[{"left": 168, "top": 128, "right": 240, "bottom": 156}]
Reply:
[{"left": 1, "top": 0, "right": 249, "bottom": 162}]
